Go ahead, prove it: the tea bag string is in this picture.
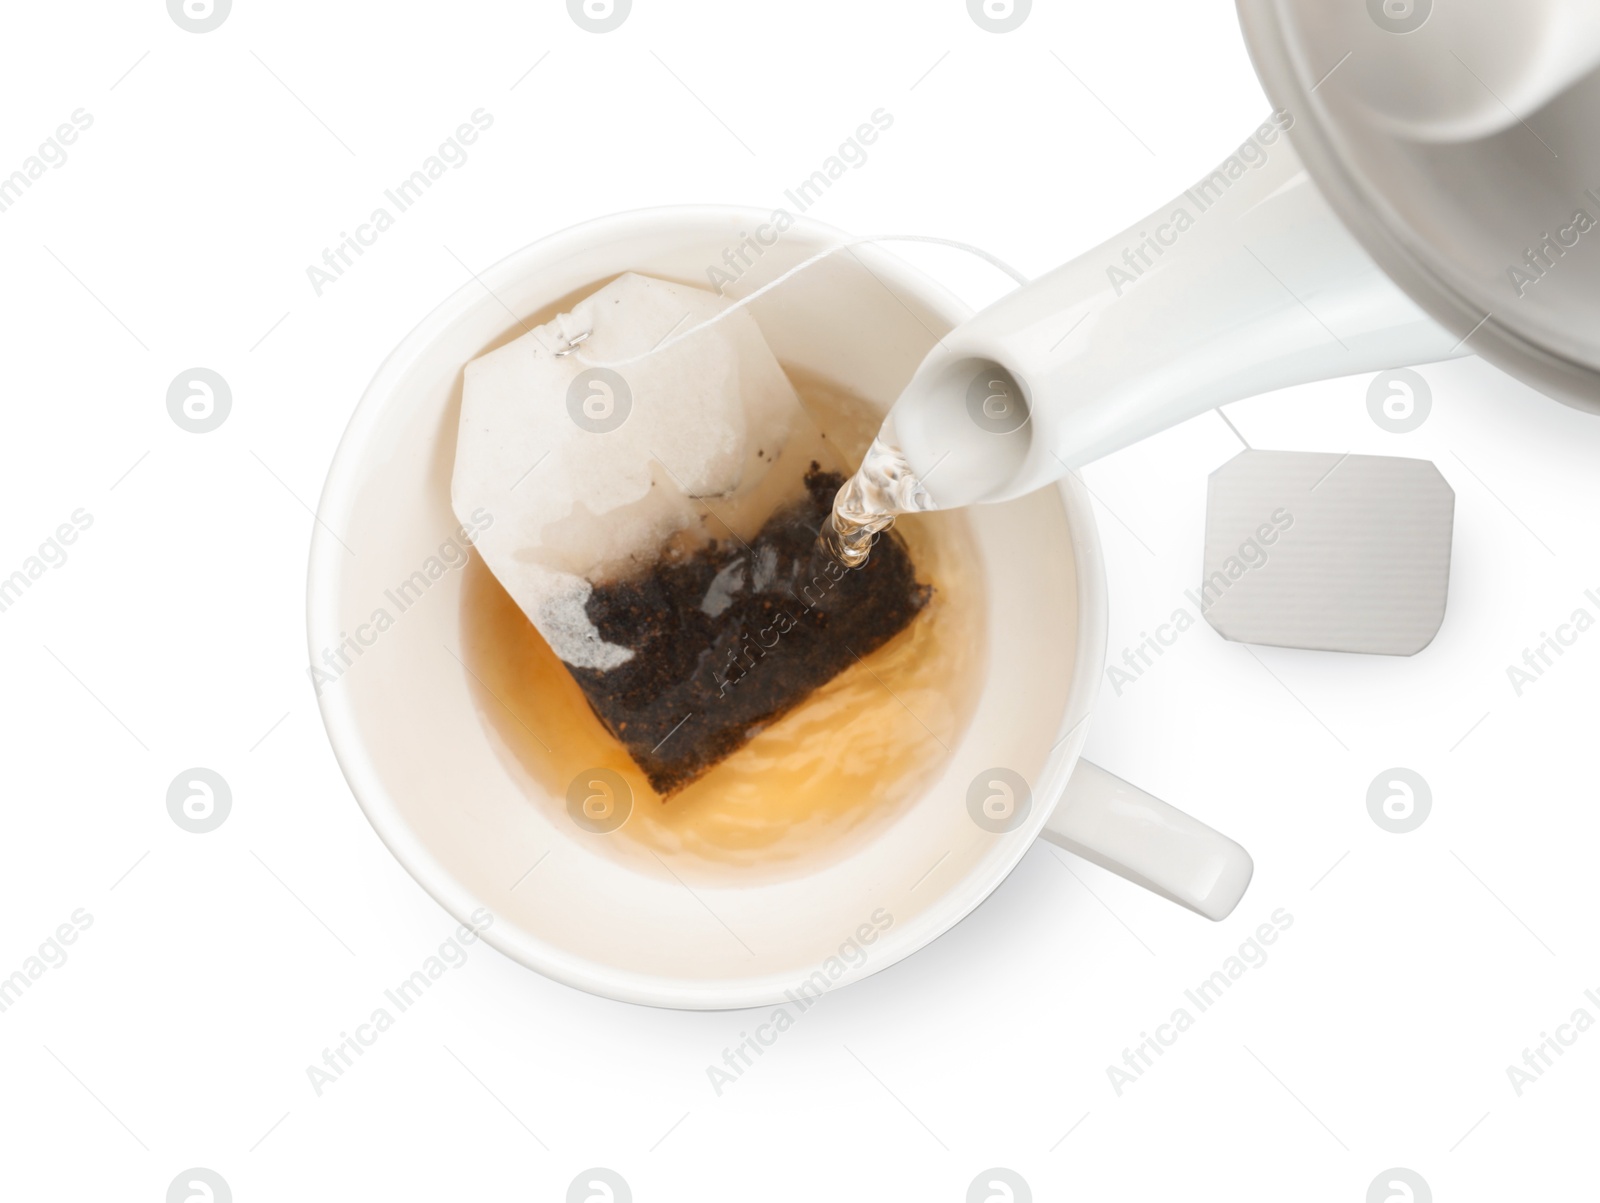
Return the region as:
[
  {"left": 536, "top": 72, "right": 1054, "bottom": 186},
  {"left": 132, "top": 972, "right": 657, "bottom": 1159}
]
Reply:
[{"left": 572, "top": 234, "right": 1029, "bottom": 370}]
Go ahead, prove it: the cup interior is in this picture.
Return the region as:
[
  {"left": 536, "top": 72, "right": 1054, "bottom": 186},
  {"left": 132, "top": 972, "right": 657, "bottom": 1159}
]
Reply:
[{"left": 309, "top": 208, "right": 1099, "bottom": 1008}]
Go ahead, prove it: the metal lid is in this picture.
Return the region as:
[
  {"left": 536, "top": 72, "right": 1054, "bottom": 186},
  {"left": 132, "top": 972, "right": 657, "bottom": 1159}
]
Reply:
[{"left": 1237, "top": 0, "right": 1600, "bottom": 411}]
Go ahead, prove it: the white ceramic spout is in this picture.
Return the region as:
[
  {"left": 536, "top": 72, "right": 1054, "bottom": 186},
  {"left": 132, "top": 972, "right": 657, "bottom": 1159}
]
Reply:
[{"left": 891, "top": 129, "right": 1466, "bottom": 509}]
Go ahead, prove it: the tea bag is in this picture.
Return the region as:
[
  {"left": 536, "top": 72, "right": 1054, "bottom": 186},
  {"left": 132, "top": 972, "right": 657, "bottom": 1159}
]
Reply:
[{"left": 453, "top": 273, "right": 929, "bottom": 794}]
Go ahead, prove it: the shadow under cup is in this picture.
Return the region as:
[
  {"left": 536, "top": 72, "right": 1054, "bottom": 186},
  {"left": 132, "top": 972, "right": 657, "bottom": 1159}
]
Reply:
[{"left": 310, "top": 208, "right": 1098, "bottom": 1009}]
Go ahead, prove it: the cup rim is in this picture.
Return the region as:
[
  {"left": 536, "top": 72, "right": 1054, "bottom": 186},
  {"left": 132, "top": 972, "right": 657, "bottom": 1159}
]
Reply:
[{"left": 307, "top": 205, "right": 1109, "bottom": 1009}]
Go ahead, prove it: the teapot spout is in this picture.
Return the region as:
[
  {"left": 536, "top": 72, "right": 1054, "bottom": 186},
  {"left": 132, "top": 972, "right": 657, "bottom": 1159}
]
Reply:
[{"left": 891, "top": 123, "right": 1464, "bottom": 509}]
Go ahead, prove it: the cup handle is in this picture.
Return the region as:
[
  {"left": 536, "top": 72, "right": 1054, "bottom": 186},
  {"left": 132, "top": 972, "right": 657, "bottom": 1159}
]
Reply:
[{"left": 1041, "top": 759, "right": 1253, "bottom": 921}]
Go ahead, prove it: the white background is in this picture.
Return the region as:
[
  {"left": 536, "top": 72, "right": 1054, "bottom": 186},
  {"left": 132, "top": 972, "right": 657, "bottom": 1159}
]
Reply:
[{"left": 2, "top": 1, "right": 1597, "bottom": 1200}]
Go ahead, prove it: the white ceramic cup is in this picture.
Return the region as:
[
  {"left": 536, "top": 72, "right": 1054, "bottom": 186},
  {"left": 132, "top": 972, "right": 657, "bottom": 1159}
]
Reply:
[{"left": 308, "top": 206, "right": 1254, "bottom": 1010}]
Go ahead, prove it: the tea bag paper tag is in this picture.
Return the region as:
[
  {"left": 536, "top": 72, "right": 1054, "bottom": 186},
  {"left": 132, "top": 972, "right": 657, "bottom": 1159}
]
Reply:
[{"left": 1200, "top": 450, "right": 1454, "bottom": 656}]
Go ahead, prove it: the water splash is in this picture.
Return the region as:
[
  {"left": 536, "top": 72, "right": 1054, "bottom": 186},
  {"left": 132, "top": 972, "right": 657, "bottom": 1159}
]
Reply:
[{"left": 821, "top": 433, "right": 937, "bottom": 568}]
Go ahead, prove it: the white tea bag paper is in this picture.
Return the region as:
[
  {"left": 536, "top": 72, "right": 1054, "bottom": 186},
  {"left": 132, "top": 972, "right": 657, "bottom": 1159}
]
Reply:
[{"left": 452, "top": 273, "right": 805, "bottom": 670}]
